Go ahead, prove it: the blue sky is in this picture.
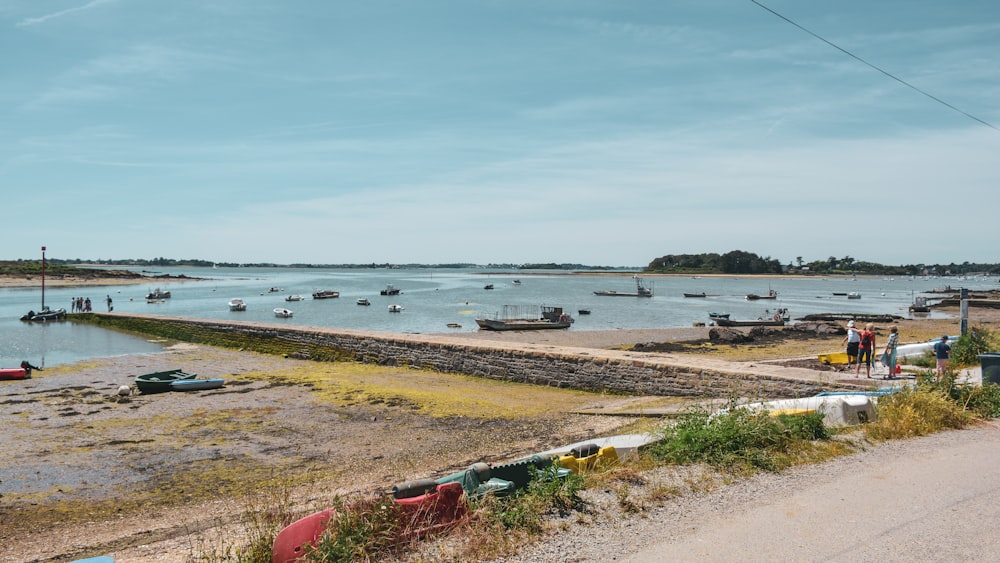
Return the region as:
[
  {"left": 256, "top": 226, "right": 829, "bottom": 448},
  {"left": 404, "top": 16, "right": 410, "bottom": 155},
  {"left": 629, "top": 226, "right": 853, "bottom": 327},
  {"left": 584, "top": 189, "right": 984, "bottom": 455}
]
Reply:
[{"left": 3, "top": 1, "right": 998, "bottom": 267}]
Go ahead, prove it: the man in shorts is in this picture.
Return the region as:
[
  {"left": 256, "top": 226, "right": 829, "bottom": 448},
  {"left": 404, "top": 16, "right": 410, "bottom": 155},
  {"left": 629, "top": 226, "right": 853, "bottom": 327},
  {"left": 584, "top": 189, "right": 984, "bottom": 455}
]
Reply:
[
  {"left": 841, "top": 320, "right": 860, "bottom": 369},
  {"left": 933, "top": 335, "right": 951, "bottom": 376}
]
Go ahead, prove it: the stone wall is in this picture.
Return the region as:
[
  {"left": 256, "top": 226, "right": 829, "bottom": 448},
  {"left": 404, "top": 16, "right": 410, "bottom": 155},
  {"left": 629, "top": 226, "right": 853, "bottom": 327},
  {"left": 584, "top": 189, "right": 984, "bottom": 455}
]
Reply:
[{"left": 84, "top": 314, "right": 852, "bottom": 398}]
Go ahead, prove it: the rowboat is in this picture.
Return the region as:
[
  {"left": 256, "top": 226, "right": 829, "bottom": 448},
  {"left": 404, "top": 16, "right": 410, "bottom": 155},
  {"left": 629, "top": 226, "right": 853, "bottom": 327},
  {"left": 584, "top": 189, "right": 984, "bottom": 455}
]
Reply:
[
  {"left": 0, "top": 367, "right": 30, "bottom": 380},
  {"left": 388, "top": 304, "right": 404, "bottom": 312},
  {"left": 170, "top": 378, "right": 225, "bottom": 391},
  {"left": 725, "top": 393, "right": 881, "bottom": 427},
  {"left": 135, "top": 369, "right": 197, "bottom": 394},
  {"left": 274, "top": 307, "right": 293, "bottom": 318}
]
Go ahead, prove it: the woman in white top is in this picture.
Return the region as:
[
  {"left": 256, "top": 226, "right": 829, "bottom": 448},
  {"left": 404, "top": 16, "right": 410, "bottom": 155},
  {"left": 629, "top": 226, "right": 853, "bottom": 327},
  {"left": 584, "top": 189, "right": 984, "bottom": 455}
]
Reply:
[{"left": 841, "top": 320, "right": 861, "bottom": 367}]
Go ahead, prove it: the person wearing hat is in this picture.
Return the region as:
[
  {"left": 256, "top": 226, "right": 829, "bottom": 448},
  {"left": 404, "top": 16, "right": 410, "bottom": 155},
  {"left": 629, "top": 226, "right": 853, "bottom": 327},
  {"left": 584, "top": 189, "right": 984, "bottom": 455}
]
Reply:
[
  {"left": 933, "top": 335, "right": 951, "bottom": 377},
  {"left": 841, "top": 320, "right": 861, "bottom": 369}
]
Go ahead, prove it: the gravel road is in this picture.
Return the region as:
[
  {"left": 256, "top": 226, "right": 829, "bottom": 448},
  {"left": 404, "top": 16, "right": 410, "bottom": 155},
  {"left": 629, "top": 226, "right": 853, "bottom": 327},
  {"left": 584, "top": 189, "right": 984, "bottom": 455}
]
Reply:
[{"left": 501, "top": 423, "right": 1000, "bottom": 562}]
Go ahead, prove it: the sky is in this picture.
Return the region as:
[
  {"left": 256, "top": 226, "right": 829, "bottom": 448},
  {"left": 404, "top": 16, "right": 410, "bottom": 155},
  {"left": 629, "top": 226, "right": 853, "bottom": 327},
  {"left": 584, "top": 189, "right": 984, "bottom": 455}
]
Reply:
[{"left": 2, "top": 1, "right": 999, "bottom": 267}]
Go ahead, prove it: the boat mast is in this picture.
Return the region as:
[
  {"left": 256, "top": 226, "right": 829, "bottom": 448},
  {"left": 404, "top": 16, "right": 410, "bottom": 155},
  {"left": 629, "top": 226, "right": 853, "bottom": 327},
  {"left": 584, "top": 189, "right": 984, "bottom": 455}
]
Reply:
[{"left": 40, "top": 245, "right": 46, "bottom": 310}]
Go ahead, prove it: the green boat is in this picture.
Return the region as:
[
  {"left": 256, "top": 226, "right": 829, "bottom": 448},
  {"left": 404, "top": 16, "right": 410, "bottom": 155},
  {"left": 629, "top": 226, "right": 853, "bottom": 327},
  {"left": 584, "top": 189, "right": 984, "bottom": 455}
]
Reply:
[{"left": 135, "top": 369, "right": 197, "bottom": 394}]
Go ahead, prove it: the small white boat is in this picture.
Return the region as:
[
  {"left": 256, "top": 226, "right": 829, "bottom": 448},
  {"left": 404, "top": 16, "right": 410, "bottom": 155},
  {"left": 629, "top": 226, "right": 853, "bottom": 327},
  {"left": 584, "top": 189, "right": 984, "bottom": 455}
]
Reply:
[
  {"left": 228, "top": 298, "right": 246, "bottom": 311},
  {"left": 285, "top": 294, "right": 304, "bottom": 302},
  {"left": 357, "top": 298, "right": 371, "bottom": 306},
  {"left": 273, "top": 307, "right": 293, "bottom": 318},
  {"left": 847, "top": 292, "right": 862, "bottom": 299},
  {"left": 388, "top": 304, "right": 404, "bottom": 313}
]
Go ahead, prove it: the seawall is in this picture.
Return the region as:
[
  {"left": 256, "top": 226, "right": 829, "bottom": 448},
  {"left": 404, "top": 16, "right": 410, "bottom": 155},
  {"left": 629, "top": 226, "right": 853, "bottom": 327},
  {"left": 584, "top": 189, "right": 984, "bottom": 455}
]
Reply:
[{"left": 76, "top": 313, "right": 862, "bottom": 398}]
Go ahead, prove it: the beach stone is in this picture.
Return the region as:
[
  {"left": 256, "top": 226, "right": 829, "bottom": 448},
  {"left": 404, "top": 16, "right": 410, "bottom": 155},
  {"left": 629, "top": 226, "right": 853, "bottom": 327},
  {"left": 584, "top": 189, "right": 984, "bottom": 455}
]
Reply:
[{"left": 709, "top": 327, "right": 751, "bottom": 344}]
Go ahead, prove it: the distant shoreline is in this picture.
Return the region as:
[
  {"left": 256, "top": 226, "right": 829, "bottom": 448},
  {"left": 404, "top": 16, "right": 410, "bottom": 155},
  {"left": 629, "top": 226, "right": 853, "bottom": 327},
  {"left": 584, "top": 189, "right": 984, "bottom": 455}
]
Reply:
[{"left": 0, "top": 274, "right": 199, "bottom": 289}]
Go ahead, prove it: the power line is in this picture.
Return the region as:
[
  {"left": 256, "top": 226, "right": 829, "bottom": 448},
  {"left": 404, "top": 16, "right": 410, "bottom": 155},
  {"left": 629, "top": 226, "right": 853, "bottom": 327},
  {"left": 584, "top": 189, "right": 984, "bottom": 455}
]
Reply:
[{"left": 751, "top": 0, "right": 998, "bottom": 131}]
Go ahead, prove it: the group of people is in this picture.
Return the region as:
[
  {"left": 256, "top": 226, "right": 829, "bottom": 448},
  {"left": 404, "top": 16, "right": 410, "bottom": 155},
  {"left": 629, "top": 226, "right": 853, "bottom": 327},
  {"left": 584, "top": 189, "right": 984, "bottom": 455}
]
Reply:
[
  {"left": 842, "top": 320, "right": 951, "bottom": 378},
  {"left": 69, "top": 295, "right": 114, "bottom": 313}
]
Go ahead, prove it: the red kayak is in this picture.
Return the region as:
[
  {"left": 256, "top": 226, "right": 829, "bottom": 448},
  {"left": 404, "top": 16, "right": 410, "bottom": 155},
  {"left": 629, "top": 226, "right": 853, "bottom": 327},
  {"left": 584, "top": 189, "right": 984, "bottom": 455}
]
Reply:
[
  {"left": 0, "top": 368, "right": 29, "bottom": 380},
  {"left": 271, "top": 482, "right": 467, "bottom": 563}
]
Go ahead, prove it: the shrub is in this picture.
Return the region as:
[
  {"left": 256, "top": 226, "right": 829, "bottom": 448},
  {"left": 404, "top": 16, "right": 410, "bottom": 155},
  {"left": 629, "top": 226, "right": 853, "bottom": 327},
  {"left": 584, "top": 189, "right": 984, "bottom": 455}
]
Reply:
[
  {"left": 950, "top": 327, "right": 997, "bottom": 367},
  {"left": 647, "top": 404, "right": 828, "bottom": 473},
  {"left": 868, "top": 383, "right": 973, "bottom": 440}
]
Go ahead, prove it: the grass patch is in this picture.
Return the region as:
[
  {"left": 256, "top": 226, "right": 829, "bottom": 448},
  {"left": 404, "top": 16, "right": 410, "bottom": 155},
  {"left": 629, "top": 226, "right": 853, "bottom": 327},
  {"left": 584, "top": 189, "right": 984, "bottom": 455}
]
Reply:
[
  {"left": 645, "top": 404, "right": 830, "bottom": 474},
  {"left": 236, "top": 363, "right": 611, "bottom": 419}
]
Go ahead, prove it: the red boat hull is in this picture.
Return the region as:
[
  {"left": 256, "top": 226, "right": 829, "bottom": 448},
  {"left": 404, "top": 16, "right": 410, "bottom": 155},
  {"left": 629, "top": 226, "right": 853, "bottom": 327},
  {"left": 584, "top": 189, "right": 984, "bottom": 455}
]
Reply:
[{"left": 0, "top": 368, "right": 28, "bottom": 380}]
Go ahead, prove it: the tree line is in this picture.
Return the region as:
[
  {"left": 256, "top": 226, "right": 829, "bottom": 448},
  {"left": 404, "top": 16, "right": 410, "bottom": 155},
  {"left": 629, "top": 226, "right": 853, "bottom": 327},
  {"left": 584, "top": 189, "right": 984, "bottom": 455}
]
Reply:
[{"left": 646, "top": 251, "right": 1000, "bottom": 276}]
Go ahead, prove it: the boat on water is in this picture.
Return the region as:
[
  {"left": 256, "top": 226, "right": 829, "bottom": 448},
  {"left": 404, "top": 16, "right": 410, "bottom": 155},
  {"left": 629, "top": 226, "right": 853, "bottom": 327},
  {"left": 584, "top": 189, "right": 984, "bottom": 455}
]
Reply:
[
  {"left": 594, "top": 275, "right": 653, "bottom": 297},
  {"left": 312, "top": 290, "right": 339, "bottom": 299},
  {"left": 683, "top": 292, "right": 706, "bottom": 298},
  {"left": 847, "top": 292, "right": 862, "bottom": 299},
  {"left": 380, "top": 283, "right": 401, "bottom": 295},
  {"left": 285, "top": 294, "right": 304, "bottom": 302},
  {"left": 227, "top": 298, "right": 246, "bottom": 311},
  {"left": 446, "top": 322, "right": 461, "bottom": 328},
  {"left": 356, "top": 298, "right": 371, "bottom": 306},
  {"left": 274, "top": 307, "right": 294, "bottom": 318},
  {"left": 712, "top": 309, "right": 786, "bottom": 327},
  {"left": 578, "top": 309, "right": 591, "bottom": 315},
  {"left": 388, "top": 304, "right": 404, "bottom": 313},
  {"left": 484, "top": 284, "right": 494, "bottom": 290},
  {"left": 170, "top": 378, "right": 225, "bottom": 391},
  {"left": 745, "top": 289, "right": 777, "bottom": 300},
  {"left": 267, "top": 287, "right": 282, "bottom": 293},
  {"left": 512, "top": 280, "right": 521, "bottom": 285},
  {"left": 909, "top": 296, "right": 930, "bottom": 313},
  {"left": 708, "top": 312, "right": 730, "bottom": 320},
  {"left": 19, "top": 306, "right": 67, "bottom": 322},
  {"left": 146, "top": 288, "right": 171, "bottom": 300},
  {"left": 475, "top": 305, "right": 574, "bottom": 331},
  {"left": 135, "top": 369, "right": 197, "bottom": 394}
]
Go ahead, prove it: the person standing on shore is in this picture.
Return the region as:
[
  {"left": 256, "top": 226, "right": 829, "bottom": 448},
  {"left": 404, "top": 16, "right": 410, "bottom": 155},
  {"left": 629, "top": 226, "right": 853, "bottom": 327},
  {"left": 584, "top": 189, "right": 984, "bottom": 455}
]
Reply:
[
  {"left": 842, "top": 320, "right": 860, "bottom": 370},
  {"left": 106, "top": 294, "right": 113, "bottom": 312},
  {"left": 933, "top": 335, "right": 951, "bottom": 377},
  {"left": 856, "top": 323, "right": 876, "bottom": 378},
  {"left": 883, "top": 326, "right": 899, "bottom": 379}
]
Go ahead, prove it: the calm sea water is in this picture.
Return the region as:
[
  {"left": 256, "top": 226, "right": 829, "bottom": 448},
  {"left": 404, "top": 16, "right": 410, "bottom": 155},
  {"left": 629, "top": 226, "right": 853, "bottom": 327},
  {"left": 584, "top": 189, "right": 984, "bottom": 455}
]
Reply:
[{"left": 2, "top": 266, "right": 995, "bottom": 368}]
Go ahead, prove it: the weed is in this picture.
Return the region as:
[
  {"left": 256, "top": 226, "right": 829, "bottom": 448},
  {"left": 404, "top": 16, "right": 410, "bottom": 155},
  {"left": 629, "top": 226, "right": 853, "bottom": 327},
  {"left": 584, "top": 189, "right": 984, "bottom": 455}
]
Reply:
[
  {"left": 868, "top": 382, "right": 973, "bottom": 440},
  {"left": 646, "top": 403, "right": 830, "bottom": 474}
]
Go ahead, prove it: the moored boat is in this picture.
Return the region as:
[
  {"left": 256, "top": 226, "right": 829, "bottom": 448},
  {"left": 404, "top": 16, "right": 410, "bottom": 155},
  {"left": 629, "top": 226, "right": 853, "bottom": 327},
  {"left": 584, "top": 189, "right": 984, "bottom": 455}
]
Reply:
[
  {"left": 380, "top": 284, "right": 401, "bottom": 295},
  {"left": 227, "top": 298, "right": 246, "bottom": 311},
  {"left": 594, "top": 275, "right": 653, "bottom": 297},
  {"left": 712, "top": 317, "right": 784, "bottom": 327},
  {"left": 20, "top": 307, "right": 67, "bottom": 322},
  {"left": 285, "top": 294, "right": 304, "bottom": 302},
  {"left": 135, "top": 369, "right": 197, "bottom": 394},
  {"left": 356, "top": 298, "right": 370, "bottom": 306},
  {"left": 312, "top": 290, "right": 339, "bottom": 299},
  {"left": 146, "top": 288, "right": 171, "bottom": 300},
  {"left": 475, "top": 305, "right": 573, "bottom": 331},
  {"left": 274, "top": 307, "right": 294, "bottom": 318},
  {"left": 683, "top": 292, "right": 706, "bottom": 298},
  {"left": 388, "top": 304, "right": 404, "bottom": 312},
  {"left": 746, "top": 289, "right": 777, "bottom": 300},
  {"left": 170, "top": 378, "right": 225, "bottom": 391}
]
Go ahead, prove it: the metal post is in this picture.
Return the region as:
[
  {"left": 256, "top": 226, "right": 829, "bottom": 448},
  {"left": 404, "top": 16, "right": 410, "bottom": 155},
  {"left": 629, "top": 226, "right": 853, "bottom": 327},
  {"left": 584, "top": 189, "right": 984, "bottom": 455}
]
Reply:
[
  {"left": 960, "top": 287, "right": 968, "bottom": 336},
  {"left": 41, "top": 245, "right": 46, "bottom": 311}
]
